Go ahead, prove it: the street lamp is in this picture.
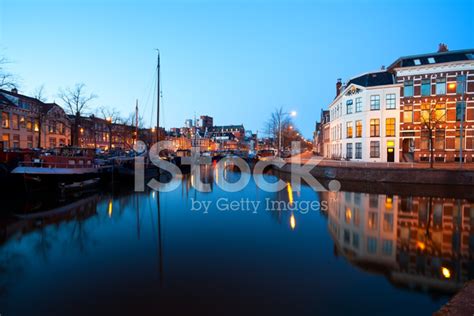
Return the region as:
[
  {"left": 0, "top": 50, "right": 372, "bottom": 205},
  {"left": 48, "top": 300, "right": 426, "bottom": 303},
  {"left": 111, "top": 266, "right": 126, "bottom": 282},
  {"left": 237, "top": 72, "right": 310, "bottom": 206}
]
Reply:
[{"left": 279, "top": 110, "right": 296, "bottom": 156}]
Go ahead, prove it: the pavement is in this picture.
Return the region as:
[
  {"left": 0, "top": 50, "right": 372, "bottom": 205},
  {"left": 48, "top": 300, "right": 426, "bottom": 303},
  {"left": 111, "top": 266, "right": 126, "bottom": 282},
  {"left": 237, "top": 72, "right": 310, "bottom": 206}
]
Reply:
[
  {"left": 435, "top": 281, "right": 474, "bottom": 316},
  {"left": 283, "top": 151, "right": 474, "bottom": 170}
]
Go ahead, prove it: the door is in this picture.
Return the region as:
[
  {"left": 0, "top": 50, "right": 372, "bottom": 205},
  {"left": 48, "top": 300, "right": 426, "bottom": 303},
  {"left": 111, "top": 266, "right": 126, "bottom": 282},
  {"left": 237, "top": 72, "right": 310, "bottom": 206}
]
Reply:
[{"left": 387, "top": 147, "right": 395, "bottom": 162}]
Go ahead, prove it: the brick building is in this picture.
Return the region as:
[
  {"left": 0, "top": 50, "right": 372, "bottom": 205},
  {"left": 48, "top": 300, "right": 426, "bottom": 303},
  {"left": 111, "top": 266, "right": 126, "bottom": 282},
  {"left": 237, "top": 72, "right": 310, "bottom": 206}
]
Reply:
[{"left": 388, "top": 46, "right": 474, "bottom": 163}]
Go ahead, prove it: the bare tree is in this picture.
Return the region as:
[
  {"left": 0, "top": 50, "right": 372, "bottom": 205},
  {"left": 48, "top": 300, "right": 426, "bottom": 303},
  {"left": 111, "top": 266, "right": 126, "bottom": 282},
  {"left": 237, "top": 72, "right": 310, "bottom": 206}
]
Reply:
[
  {"left": 420, "top": 102, "right": 446, "bottom": 168},
  {"left": 264, "top": 107, "right": 293, "bottom": 153},
  {"left": 33, "top": 85, "right": 47, "bottom": 102},
  {"left": 0, "top": 56, "right": 17, "bottom": 89},
  {"left": 58, "top": 83, "right": 97, "bottom": 146}
]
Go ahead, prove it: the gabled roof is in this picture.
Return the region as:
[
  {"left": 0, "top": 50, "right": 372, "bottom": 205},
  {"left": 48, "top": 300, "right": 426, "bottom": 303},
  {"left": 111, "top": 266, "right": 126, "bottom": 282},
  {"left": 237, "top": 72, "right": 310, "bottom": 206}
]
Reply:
[
  {"left": 388, "top": 48, "right": 474, "bottom": 69},
  {"left": 347, "top": 71, "right": 395, "bottom": 87}
]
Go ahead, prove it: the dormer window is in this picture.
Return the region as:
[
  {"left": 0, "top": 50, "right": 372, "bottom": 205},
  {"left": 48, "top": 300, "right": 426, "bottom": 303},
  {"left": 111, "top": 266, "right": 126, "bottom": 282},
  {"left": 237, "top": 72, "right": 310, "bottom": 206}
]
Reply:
[
  {"left": 413, "top": 59, "right": 421, "bottom": 65},
  {"left": 428, "top": 57, "right": 435, "bottom": 64}
]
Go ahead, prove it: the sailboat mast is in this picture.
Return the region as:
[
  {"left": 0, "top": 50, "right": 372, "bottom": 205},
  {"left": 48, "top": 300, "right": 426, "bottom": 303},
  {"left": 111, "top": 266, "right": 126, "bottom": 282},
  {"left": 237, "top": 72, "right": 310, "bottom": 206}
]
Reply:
[
  {"left": 156, "top": 50, "right": 160, "bottom": 143},
  {"left": 135, "top": 99, "right": 139, "bottom": 145}
]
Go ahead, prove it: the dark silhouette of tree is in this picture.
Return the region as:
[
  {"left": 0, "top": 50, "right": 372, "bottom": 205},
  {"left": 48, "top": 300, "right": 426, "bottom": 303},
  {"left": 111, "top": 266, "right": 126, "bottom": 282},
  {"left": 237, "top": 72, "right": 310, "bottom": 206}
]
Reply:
[
  {"left": 420, "top": 102, "right": 446, "bottom": 168},
  {"left": 58, "top": 83, "right": 97, "bottom": 146},
  {"left": 0, "top": 56, "right": 16, "bottom": 89}
]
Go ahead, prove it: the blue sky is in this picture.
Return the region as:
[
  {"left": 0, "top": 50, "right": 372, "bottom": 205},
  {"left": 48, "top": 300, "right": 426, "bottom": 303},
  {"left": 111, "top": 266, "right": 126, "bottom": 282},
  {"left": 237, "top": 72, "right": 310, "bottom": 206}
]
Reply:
[{"left": 1, "top": 0, "right": 473, "bottom": 137}]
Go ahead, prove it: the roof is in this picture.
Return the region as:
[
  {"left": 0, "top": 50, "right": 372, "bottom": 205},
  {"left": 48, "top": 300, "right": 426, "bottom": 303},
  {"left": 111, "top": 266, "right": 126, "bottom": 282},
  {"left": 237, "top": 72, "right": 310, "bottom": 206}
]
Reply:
[
  {"left": 388, "top": 48, "right": 474, "bottom": 69},
  {"left": 347, "top": 71, "right": 395, "bottom": 87},
  {"left": 210, "top": 125, "right": 244, "bottom": 131}
]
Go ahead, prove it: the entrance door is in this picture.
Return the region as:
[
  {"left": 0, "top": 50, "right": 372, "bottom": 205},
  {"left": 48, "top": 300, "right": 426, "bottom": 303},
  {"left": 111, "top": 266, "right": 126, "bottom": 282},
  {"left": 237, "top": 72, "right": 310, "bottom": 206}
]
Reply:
[{"left": 387, "top": 147, "right": 395, "bottom": 162}]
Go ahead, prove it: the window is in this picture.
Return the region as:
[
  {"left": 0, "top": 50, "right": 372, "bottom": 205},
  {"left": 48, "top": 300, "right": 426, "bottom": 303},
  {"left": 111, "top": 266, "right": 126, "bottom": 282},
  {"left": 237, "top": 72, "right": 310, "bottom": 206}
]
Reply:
[
  {"left": 386, "top": 93, "right": 396, "bottom": 109},
  {"left": 368, "top": 212, "right": 378, "bottom": 230},
  {"left": 355, "top": 143, "right": 362, "bottom": 159},
  {"left": 456, "top": 101, "right": 466, "bottom": 121},
  {"left": 435, "top": 129, "right": 445, "bottom": 150},
  {"left": 26, "top": 120, "right": 32, "bottom": 132},
  {"left": 428, "top": 57, "right": 435, "bottom": 64},
  {"left": 421, "top": 129, "right": 430, "bottom": 150},
  {"left": 421, "top": 79, "right": 431, "bottom": 96},
  {"left": 2, "top": 134, "right": 9, "bottom": 148},
  {"left": 455, "top": 129, "right": 465, "bottom": 150},
  {"left": 346, "top": 122, "right": 353, "bottom": 138},
  {"left": 12, "top": 134, "right": 20, "bottom": 148},
  {"left": 346, "top": 143, "right": 353, "bottom": 159},
  {"left": 414, "top": 59, "right": 421, "bottom": 65},
  {"left": 352, "top": 233, "right": 359, "bottom": 249},
  {"left": 385, "top": 118, "right": 395, "bottom": 137},
  {"left": 355, "top": 97, "right": 362, "bottom": 112},
  {"left": 346, "top": 99, "right": 353, "bottom": 114},
  {"left": 369, "top": 195, "right": 378, "bottom": 208},
  {"left": 367, "top": 237, "right": 377, "bottom": 254},
  {"left": 370, "top": 119, "right": 380, "bottom": 137},
  {"left": 34, "top": 120, "right": 39, "bottom": 132},
  {"left": 421, "top": 103, "right": 431, "bottom": 122},
  {"left": 436, "top": 77, "right": 446, "bottom": 95},
  {"left": 403, "top": 105, "right": 413, "bottom": 123},
  {"left": 456, "top": 75, "right": 466, "bottom": 94},
  {"left": 2, "top": 112, "right": 10, "bottom": 128},
  {"left": 383, "top": 214, "right": 394, "bottom": 232},
  {"left": 49, "top": 137, "right": 56, "bottom": 148},
  {"left": 370, "top": 95, "right": 380, "bottom": 110},
  {"left": 11, "top": 114, "right": 19, "bottom": 130},
  {"left": 27, "top": 135, "right": 33, "bottom": 148},
  {"left": 435, "top": 103, "right": 446, "bottom": 122},
  {"left": 370, "top": 141, "right": 380, "bottom": 158},
  {"left": 382, "top": 240, "right": 393, "bottom": 255},
  {"left": 404, "top": 80, "right": 414, "bottom": 97},
  {"left": 355, "top": 120, "right": 362, "bottom": 138}
]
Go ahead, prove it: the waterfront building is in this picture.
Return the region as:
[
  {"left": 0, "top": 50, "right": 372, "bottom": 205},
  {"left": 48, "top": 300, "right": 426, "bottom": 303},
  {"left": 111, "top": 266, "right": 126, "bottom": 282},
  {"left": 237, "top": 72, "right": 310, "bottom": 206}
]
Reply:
[
  {"left": 328, "top": 72, "right": 401, "bottom": 162},
  {"left": 313, "top": 110, "right": 330, "bottom": 157},
  {"left": 324, "top": 190, "right": 473, "bottom": 294},
  {"left": 388, "top": 45, "right": 474, "bottom": 163},
  {"left": 0, "top": 88, "right": 71, "bottom": 149}
]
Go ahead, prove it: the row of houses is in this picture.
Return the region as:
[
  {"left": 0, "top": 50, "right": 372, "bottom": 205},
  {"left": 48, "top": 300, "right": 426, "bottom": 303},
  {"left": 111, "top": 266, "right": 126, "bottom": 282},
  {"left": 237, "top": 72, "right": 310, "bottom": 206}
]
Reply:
[
  {"left": 0, "top": 88, "right": 136, "bottom": 151},
  {"left": 314, "top": 45, "right": 474, "bottom": 163}
]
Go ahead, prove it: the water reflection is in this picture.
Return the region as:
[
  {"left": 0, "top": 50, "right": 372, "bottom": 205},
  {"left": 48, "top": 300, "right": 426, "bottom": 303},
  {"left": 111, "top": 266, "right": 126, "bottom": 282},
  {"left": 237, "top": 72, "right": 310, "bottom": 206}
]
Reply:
[
  {"left": 322, "top": 191, "right": 474, "bottom": 294},
  {"left": 0, "top": 167, "right": 473, "bottom": 315}
]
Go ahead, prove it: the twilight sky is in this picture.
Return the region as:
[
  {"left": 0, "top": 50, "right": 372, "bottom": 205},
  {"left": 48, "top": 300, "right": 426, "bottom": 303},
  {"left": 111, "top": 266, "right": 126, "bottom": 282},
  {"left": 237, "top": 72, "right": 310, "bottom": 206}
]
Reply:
[{"left": 1, "top": 0, "right": 473, "bottom": 137}]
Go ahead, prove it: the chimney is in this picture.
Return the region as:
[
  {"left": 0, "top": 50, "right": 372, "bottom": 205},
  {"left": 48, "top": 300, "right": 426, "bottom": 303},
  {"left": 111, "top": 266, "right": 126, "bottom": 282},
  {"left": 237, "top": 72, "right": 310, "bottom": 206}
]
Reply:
[
  {"left": 11, "top": 87, "right": 18, "bottom": 94},
  {"left": 438, "top": 43, "right": 449, "bottom": 53},
  {"left": 381, "top": 65, "right": 386, "bottom": 70},
  {"left": 336, "top": 78, "right": 342, "bottom": 97}
]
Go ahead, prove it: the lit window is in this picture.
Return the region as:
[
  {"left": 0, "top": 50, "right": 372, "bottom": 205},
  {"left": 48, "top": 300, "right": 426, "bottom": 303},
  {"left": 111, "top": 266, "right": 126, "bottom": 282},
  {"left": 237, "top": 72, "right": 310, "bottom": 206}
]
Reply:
[
  {"left": 355, "top": 120, "right": 362, "bottom": 138},
  {"left": 1, "top": 112, "right": 10, "bottom": 128},
  {"left": 386, "top": 118, "right": 396, "bottom": 137},
  {"left": 346, "top": 121, "right": 353, "bottom": 138},
  {"left": 403, "top": 105, "right": 413, "bottom": 123},
  {"left": 370, "top": 119, "right": 380, "bottom": 137}
]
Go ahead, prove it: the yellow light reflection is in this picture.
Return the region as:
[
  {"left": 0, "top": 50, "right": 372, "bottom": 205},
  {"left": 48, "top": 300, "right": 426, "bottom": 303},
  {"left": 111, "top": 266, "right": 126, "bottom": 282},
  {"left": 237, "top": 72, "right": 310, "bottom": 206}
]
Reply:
[
  {"left": 287, "top": 182, "right": 294, "bottom": 206},
  {"left": 345, "top": 208, "right": 352, "bottom": 223},
  {"left": 290, "top": 213, "right": 296, "bottom": 230},
  {"left": 108, "top": 200, "right": 113, "bottom": 218},
  {"left": 441, "top": 267, "right": 451, "bottom": 279},
  {"left": 416, "top": 241, "right": 426, "bottom": 251},
  {"left": 385, "top": 197, "right": 393, "bottom": 209}
]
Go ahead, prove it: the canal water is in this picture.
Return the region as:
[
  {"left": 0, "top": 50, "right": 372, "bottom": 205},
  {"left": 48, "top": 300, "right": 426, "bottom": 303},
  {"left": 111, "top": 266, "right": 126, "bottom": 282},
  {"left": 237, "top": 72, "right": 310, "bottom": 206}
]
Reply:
[{"left": 0, "top": 166, "right": 472, "bottom": 315}]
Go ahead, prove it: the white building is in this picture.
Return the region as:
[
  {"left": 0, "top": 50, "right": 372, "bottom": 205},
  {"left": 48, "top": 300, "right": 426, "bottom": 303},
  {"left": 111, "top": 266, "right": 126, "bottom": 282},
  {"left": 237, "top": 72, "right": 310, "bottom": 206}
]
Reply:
[{"left": 328, "top": 71, "right": 402, "bottom": 162}]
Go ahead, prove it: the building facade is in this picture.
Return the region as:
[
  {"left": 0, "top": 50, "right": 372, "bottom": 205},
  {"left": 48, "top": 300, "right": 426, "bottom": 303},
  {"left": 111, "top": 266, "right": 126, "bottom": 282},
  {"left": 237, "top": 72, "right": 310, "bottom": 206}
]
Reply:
[
  {"left": 388, "top": 47, "right": 474, "bottom": 163},
  {"left": 328, "top": 72, "right": 401, "bottom": 162},
  {"left": 1, "top": 88, "right": 71, "bottom": 149}
]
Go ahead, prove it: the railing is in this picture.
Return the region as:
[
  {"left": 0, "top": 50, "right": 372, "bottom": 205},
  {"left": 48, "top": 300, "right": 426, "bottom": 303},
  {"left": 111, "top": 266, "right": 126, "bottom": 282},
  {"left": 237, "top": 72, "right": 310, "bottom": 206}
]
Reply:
[{"left": 17, "top": 160, "right": 97, "bottom": 169}]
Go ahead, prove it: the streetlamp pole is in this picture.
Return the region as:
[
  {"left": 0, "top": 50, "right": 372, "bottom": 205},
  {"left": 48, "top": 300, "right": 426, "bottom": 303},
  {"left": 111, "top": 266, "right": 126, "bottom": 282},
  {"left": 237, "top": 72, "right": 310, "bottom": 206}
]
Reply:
[
  {"left": 459, "top": 76, "right": 466, "bottom": 168},
  {"left": 278, "top": 118, "right": 282, "bottom": 157}
]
